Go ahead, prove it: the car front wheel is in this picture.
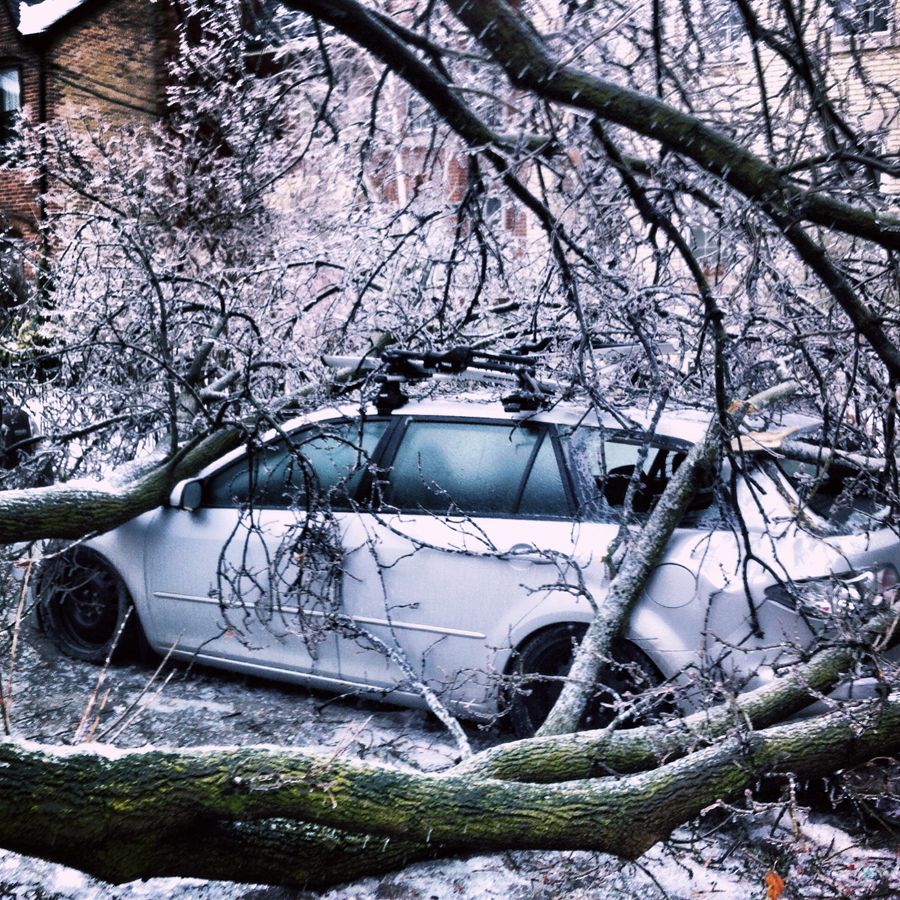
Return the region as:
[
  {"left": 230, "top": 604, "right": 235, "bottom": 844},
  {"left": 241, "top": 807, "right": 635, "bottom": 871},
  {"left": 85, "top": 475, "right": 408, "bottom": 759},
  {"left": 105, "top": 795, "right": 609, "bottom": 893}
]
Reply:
[
  {"left": 38, "top": 548, "right": 139, "bottom": 664},
  {"left": 507, "top": 623, "right": 667, "bottom": 738}
]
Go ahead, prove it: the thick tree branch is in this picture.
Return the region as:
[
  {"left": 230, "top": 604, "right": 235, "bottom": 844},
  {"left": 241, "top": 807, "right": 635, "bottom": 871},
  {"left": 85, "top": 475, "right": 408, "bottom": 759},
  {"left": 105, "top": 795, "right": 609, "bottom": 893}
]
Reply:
[
  {"left": 443, "top": 0, "right": 900, "bottom": 381},
  {"left": 2, "top": 691, "right": 900, "bottom": 886},
  {"left": 461, "top": 605, "right": 899, "bottom": 781},
  {"left": 444, "top": 0, "right": 900, "bottom": 251},
  {"left": 282, "top": 0, "right": 900, "bottom": 381},
  {"left": 538, "top": 381, "right": 799, "bottom": 736},
  {"left": 0, "top": 429, "right": 242, "bottom": 544},
  {"left": 537, "top": 422, "right": 721, "bottom": 735}
]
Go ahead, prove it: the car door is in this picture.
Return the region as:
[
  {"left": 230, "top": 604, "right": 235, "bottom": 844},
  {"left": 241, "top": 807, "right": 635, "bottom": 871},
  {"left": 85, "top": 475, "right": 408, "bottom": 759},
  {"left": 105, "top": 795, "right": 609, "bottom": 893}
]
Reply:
[
  {"left": 335, "top": 416, "right": 588, "bottom": 712},
  {"left": 142, "top": 417, "right": 390, "bottom": 679},
  {"left": 559, "top": 422, "right": 747, "bottom": 675}
]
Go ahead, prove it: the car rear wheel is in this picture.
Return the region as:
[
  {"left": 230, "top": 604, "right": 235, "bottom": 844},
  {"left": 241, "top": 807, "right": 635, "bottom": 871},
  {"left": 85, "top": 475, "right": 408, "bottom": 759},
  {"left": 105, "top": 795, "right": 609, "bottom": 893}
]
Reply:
[
  {"left": 507, "top": 623, "right": 667, "bottom": 738},
  {"left": 38, "top": 549, "right": 140, "bottom": 664}
]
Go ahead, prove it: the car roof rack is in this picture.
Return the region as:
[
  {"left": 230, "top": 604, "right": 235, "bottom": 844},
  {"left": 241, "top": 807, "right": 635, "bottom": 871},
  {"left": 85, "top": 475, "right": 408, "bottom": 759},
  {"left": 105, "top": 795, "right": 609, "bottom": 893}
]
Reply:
[{"left": 322, "top": 346, "right": 559, "bottom": 414}]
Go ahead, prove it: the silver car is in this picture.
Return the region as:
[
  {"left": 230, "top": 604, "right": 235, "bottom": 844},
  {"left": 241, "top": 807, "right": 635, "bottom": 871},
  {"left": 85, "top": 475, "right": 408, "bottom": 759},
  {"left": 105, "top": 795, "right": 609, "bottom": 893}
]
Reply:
[{"left": 37, "top": 396, "right": 900, "bottom": 736}]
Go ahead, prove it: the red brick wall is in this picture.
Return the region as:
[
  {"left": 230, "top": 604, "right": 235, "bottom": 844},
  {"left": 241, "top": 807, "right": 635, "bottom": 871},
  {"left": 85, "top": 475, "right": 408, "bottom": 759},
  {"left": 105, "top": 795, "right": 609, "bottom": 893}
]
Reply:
[
  {"left": 46, "top": 0, "right": 169, "bottom": 129},
  {"left": 0, "top": 0, "right": 174, "bottom": 238}
]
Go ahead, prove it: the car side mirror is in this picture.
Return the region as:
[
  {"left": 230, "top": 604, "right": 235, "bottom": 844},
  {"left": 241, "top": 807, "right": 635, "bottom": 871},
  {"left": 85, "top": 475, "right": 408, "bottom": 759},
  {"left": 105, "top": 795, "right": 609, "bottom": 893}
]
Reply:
[{"left": 169, "top": 478, "right": 203, "bottom": 511}]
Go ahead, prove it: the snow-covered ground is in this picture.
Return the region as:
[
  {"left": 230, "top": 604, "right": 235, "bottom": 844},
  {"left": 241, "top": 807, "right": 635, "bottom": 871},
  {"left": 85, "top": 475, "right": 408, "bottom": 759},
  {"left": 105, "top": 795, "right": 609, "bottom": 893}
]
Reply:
[{"left": 2, "top": 628, "right": 898, "bottom": 899}]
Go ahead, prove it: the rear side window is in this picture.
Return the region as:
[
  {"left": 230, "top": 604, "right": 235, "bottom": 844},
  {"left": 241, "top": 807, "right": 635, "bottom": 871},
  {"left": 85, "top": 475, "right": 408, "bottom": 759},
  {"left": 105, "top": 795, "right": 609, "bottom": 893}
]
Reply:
[
  {"left": 562, "top": 426, "right": 714, "bottom": 521},
  {"left": 205, "top": 419, "right": 389, "bottom": 509},
  {"left": 384, "top": 420, "right": 567, "bottom": 517}
]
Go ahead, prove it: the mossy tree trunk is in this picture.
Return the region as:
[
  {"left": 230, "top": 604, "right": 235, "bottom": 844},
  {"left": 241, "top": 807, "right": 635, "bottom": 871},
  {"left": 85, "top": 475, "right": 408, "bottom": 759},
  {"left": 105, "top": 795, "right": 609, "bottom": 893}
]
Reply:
[{"left": 2, "top": 689, "right": 900, "bottom": 889}]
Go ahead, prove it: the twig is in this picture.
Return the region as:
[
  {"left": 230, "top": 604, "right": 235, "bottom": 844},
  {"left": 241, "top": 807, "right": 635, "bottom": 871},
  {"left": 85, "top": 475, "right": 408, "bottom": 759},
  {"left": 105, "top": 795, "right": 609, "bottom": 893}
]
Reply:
[
  {"left": 96, "top": 639, "right": 180, "bottom": 743},
  {"left": 72, "top": 607, "right": 132, "bottom": 744},
  {"left": 2, "top": 559, "right": 33, "bottom": 735}
]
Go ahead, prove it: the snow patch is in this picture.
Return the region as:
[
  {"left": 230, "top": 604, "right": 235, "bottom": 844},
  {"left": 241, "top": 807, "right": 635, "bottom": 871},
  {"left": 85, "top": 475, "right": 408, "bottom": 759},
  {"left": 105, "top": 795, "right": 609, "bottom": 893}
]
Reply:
[
  {"left": 10, "top": 737, "right": 132, "bottom": 760},
  {"left": 136, "top": 694, "right": 236, "bottom": 716},
  {"left": 0, "top": 849, "right": 260, "bottom": 898},
  {"left": 18, "top": 0, "right": 86, "bottom": 35}
]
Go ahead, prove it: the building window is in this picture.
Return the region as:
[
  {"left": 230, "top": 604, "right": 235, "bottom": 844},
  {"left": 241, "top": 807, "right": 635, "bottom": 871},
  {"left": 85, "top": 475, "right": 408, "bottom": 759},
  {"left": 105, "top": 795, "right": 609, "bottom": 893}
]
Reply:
[
  {"left": 835, "top": 0, "right": 890, "bottom": 34},
  {"left": 708, "top": 0, "right": 745, "bottom": 45},
  {"left": 0, "top": 67, "right": 21, "bottom": 146},
  {"left": 0, "top": 233, "right": 27, "bottom": 312},
  {"left": 690, "top": 224, "right": 719, "bottom": 266}
]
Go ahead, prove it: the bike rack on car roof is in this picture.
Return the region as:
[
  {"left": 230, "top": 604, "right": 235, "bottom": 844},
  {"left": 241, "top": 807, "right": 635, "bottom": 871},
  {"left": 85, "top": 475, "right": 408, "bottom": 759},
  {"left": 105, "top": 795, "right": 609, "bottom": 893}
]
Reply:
[{"left": 322, "top": 346, "right": 559, "bottom": 414}]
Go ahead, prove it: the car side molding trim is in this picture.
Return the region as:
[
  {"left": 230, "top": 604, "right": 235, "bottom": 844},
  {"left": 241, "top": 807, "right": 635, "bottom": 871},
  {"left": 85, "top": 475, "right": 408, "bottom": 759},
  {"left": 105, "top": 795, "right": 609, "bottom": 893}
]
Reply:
[
  {"left": 152, "top": 592, "right": 487, "bottom": 640},
  {"left": 305, "top": 608, "right": 488, "bottom": 641}
]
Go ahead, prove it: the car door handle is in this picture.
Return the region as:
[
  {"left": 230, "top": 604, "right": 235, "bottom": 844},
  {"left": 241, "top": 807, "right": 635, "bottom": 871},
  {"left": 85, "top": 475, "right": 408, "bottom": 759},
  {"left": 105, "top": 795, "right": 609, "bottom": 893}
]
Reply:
[{"left": 504, "top": 543, "right": 560, "bottom": 564}]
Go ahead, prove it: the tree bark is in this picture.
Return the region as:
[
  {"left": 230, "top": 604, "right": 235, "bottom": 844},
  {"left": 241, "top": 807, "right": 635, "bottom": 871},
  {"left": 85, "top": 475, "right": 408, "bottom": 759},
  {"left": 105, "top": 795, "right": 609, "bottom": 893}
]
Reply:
[
  {"left": 0, "top": 429, "right": 241, "bottom": 544},
  {"left": 2, "top": 691, "right": 900, "bottom": 889}
]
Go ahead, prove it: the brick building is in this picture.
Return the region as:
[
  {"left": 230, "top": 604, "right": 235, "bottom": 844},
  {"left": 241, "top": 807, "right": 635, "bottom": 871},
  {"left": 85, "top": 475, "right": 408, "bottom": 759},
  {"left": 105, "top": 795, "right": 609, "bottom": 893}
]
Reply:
[
  {"left": 0, "top": 0, "right": 171, "bottom": 241},
  {"left": 0, "top": 0, "right": 174, "bottom": 307}
]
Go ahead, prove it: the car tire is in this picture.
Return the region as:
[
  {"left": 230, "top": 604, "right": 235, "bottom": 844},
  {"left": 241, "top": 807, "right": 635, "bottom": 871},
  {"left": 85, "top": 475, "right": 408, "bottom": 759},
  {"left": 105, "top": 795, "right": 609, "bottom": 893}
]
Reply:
[
  {"left": 507, "top": 623, "right": 666, "bottom": 738},
  {"left": 37, "top": 548, "right": 140, "bottom": 664}
]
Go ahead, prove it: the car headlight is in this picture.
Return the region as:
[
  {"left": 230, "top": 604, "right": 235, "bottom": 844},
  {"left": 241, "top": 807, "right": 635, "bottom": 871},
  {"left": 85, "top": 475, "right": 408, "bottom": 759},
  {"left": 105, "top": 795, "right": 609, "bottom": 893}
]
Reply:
[{"left": 764, "top": 564, "right": 898, "bottom": 620}]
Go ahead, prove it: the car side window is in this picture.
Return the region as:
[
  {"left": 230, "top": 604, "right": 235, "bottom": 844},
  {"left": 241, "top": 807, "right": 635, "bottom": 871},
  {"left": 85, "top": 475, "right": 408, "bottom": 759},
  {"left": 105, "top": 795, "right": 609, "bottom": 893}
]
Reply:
[
  {"left": 205, "top": 440, "right": 286, "bottom": 508},
  {"left": 562, "top": 426, "right": 713, "bottom": 521},
  {"left": 384, "top": 420, "right": 561, "bottom": 517},
  {"left": 517, "top": 433, "right": 569, "bottom": 516},
  {"left": 205, "top": 419, "right": 389, "bottom": 509}
]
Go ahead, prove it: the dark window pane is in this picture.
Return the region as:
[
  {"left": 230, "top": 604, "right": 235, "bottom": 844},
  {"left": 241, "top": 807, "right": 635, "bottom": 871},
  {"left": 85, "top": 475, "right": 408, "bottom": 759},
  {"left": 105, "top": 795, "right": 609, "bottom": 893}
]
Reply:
[
  {"left": 518, "top": 435, "right": 568, "bottom": 516},
  {"left": 562, "top": 427, "right": 711, "bottom": 520},
  {"left": 386, "top": 421, "right": 539, "bottom": 515},
  {"left": 0, "top": 68, "right": 21, "bottom": 146},
  {"left": 205, "top": 440, "right": 285, "bottom": 508},
  {"left": 205, "top": 419, "right": 388, "bottom": 509},
  {"left": 835, "top": 0, "right": 890, "bottom": 33},
  {"left": 0, "top": 236, "right": 26, "bottom": 309}
]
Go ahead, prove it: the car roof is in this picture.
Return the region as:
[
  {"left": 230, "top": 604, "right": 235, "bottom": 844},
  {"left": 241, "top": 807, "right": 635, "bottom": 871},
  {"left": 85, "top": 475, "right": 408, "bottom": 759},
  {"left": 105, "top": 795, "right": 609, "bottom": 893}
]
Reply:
[
  {"left": 193, "top": 394, "right": 822, "bottom": 482},
  {"left": 282, "top": 396, "right": 716, "bottom": 441}
]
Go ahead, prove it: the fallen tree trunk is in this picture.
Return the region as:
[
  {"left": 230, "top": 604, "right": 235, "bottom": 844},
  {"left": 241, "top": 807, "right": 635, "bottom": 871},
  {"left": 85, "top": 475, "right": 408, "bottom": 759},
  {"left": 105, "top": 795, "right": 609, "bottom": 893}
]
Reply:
[
  {"left": 10, "top": 602, "right": 895, "bottom": 888},
  {"left": 461, "top": 607, "right": 896, "bottom": 782},
  {"left": 0, "top": 428, "right": 241, "bottom": 544},
  {"left": 2, "top": 690, "right": 900, "bottom": 889}
]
